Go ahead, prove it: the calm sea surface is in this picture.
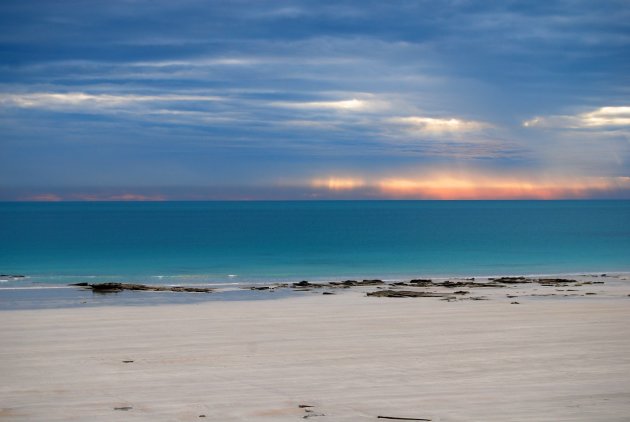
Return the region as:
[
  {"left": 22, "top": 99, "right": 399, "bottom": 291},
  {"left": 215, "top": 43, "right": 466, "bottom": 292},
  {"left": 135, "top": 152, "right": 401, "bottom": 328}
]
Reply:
[{"left": 1, "top": 201, "right": 629, "bottom": 289}]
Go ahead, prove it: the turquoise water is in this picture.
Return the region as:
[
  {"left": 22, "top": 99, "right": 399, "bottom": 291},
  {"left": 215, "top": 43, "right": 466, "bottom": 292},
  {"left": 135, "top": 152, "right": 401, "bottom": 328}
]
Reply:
[{"left": 1, "top": 201, "right": 629, "bottom": 288}]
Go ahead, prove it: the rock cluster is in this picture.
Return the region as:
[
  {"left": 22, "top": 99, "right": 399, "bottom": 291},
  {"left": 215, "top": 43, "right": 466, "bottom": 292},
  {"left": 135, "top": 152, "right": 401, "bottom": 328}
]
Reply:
[
  {"left": 367, "top": 290, "right": 449, "bottom": 298},
  {"left": 77, "top": 283, "right": 214, "bottom": 293},
  {"left": 291, "top": 279, "right": 385, "bottom": 289},
  {"left": 67, "top": 275, "right": 607, "bottom": 303},
  {"left": 0, "top": 274, "right": 26, "bottom": 280}
]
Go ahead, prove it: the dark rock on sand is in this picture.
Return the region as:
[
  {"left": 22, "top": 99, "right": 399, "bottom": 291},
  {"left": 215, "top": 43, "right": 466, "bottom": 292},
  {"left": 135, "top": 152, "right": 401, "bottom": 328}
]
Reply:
[
  {"left": 300, "top": 404, "right": 325, "bottom": 419},
  {"left": 0, "top": 274, "right": 26, "bottom": 278},
  {"left": 89, "top": 283, "right": 126, "bottom": 292},
  {"left": 408, "top": 279, "right": 434, "bottom": 286},
  {"left": 87, "top": 283, "right": 214, "bottom": 293},
  {"left": 393, "top": 279, "right": 499, "bottom": 288},
  {"left": 329, "top": 279, "right": 384, "bottom": 288},
  {"left": 489, "top": 276, "right": 530, "bottom": 284},
  {"left": 291, "top": 279, "right": 385, "bottom": 289},
  {"left": 536, "top": 278, "right": 578, "bottom": 286},
  {"left": 327, "top": 280, "right": 356, "bottom": 288},
  {"left": 367, "top": 290, "right": 447, "bottom": 298},
  {"left": 441, "top": 280, "right": 498, "bottom": 288},
  {"left": 292, "top": 281, "right": 325, "bottom": 288},
  {"left": 362, "top": 279, "right": 385, "bottom": 284}
]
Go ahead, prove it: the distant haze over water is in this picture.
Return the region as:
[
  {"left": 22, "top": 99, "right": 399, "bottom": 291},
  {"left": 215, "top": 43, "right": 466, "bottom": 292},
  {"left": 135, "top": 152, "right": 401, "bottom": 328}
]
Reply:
[{"left": 1, "top": 201, "right": 629, "bottom": 287}]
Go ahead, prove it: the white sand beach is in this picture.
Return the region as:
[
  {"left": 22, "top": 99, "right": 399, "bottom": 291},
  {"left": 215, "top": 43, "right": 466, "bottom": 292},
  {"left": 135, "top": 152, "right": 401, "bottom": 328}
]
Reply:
[{"left": 2, "top": 279, "right": 630, "bottom": 421}]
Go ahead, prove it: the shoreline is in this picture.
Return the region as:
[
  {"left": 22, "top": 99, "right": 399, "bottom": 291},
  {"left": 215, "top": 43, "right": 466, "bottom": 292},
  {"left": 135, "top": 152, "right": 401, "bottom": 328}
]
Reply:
[
  {"left": 4, "top": 268, "right": 630, "bottom": 282},
  {"left": 1, "top": 272, "right": 629, "bottom": 311},
  {"left": 2, "top": 282, "right": 630, "bottom": 421}
]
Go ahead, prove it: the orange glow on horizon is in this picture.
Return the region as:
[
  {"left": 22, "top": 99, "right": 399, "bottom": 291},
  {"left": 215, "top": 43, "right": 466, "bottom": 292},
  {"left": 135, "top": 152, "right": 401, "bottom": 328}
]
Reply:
[
  {"left": 378, "top": 176, "right": 617, "bottom": 199},
  {"left": 309, "top": 172, "right": 628, "bottom": 199},
  {"left": 15, "top": 175, "right": 630, "bottom": 201}
]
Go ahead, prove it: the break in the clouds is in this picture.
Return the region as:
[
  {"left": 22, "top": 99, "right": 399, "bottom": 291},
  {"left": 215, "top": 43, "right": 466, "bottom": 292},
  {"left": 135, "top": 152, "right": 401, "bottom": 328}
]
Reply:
[{"left": 1, "top": 0, "right": 629, "bottom": 200}]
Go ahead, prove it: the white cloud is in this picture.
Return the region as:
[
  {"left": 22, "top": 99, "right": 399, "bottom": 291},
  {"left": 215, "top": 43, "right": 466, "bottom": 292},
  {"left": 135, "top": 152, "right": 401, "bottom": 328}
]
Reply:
[
  {"left": 387, "top": 116, "right": 490, "bottom": 134},
  {"left": 581, "top": 107, "right": 630, "bottom": 127},
  {"left": 271, "top": 98, "right": 369, "bottom": 111},
  {"left": 269, "top": 93, "right": 392, "bottom": 113},
  {"left": 0, "top": 92, "right": 223, "bottom": 109},
  {"left": 129, "top": 57, "right": 259, "bottom": 68},
  {"left": 523, "top": 106, "right": 630, "bottom": 129}
]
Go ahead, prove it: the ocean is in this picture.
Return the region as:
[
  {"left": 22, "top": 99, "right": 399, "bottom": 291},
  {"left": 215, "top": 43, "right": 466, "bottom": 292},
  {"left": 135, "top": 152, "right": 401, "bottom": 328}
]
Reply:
[{"left": 1, "top": 201, "right": 629, "bottom": 289}]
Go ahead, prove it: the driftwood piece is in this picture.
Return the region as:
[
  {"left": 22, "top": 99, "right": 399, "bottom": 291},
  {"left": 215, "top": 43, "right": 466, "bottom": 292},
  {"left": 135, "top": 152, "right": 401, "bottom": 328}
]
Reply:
[{"left": 377, "top": 416, "right": 431, "bottom": 421}]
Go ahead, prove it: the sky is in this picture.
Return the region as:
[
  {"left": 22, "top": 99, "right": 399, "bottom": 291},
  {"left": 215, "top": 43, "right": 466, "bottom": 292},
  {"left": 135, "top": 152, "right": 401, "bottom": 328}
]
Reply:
[{"left": 1, "top": 0, "right": 629, "bottom": 200}]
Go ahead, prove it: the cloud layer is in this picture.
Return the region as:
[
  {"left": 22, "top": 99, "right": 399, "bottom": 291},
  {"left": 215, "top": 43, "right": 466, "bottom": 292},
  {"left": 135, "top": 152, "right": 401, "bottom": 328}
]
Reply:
[{"left": 1, "top": 0, "right": 629, "bottom": 199}]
